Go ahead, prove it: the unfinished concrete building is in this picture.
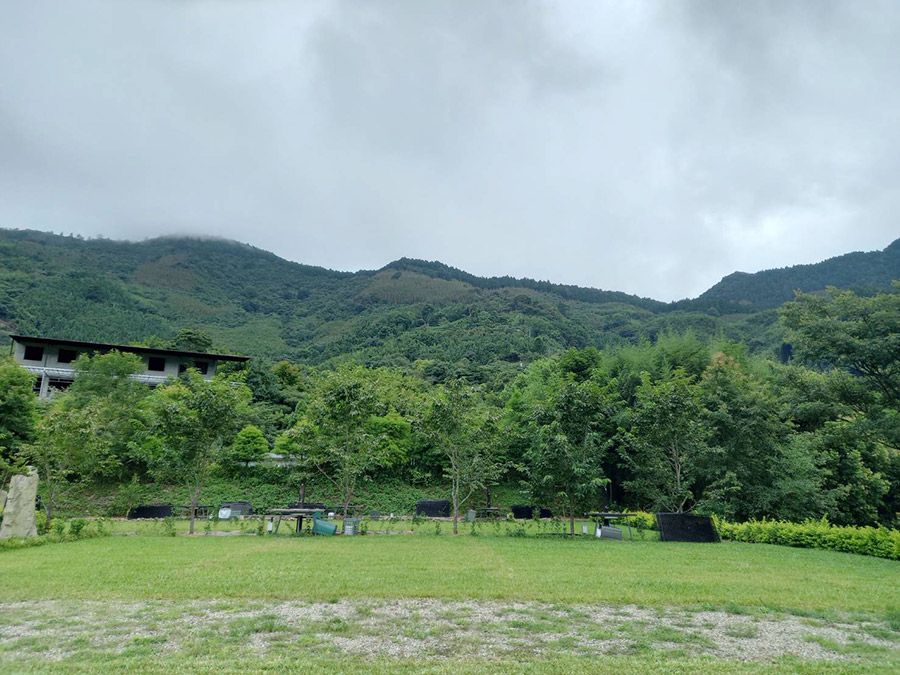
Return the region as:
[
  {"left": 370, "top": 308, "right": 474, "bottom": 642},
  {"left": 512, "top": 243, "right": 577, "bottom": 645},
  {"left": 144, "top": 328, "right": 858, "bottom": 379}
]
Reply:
[{"left": 9, "top": 334, "right": 249, "bottom": 398}]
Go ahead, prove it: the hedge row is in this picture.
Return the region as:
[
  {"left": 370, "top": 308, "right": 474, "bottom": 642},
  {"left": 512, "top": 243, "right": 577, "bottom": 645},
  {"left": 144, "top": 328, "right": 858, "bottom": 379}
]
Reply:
[
  {"left": 715, "top": 517, "right": 900, "bottom": 561},
  {"left": 625, "top": 511, "right": 899, "bottom": 561}
]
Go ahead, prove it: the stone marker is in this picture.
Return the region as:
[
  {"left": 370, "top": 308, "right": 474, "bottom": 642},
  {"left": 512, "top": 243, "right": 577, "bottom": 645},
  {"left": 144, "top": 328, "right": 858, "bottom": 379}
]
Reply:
[{"left": 0, "top": 468, "right": 39, "bottom": 538}]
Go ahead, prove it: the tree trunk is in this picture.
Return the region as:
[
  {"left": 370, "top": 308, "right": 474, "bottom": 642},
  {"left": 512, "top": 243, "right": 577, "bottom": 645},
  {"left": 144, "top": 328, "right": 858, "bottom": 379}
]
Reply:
[
  {"left": 570, "top": 509, "right": 575, "bottom": 536},
  {"left": 671, "top": 441, "right": 683, "bottom": 512},
  {"left": 44, "top": 467, "right": 54, "bottom": 523},
  {"left": 189, "top": 487, "right": 200, "bottom": 535},
  {"left": 452, "top": 477, "right": 459, "bottom": 535},
  {"left": 342, "top": 481, "right": 351, "bottom": 522},
  {"left": 298, "top": 478, "right": 306, "bottom": 506}
]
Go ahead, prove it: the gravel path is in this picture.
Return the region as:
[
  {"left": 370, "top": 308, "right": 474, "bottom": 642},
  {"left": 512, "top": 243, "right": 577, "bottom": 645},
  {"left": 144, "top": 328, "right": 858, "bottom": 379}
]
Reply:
[{"left": 1, "top": 598, "right": 898, "bottom": 665}]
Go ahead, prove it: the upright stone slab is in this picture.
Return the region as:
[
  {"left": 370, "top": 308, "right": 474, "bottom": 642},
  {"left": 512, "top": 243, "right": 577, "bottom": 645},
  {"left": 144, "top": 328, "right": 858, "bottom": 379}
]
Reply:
[
  {"left": 0, "top": 488, "right": 8, "bottom": 510},
  {"left": 0, "top": 468, "right": 38, "bottom": 538}
]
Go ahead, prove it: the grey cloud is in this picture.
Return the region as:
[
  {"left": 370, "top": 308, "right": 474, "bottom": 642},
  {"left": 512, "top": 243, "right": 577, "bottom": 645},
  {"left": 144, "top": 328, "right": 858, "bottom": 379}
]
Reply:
[{"left": 0, "top": 0, "right": 898, "bottom": 301}]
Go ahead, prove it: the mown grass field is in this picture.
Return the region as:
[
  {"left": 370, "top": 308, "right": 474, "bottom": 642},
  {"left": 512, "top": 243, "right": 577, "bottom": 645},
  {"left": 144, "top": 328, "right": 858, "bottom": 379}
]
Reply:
[
  {"left": 3, "top": 534, "right": 898, "bottom": 612},
  {"left": 2, "top": 530, "right": 899, "bottom": 673}
]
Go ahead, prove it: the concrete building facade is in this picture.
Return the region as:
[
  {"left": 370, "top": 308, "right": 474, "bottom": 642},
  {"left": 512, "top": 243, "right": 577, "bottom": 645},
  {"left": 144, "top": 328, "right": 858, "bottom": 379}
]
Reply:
[{"left": 9, "top": 335, "right": 249, "bottom": 398}]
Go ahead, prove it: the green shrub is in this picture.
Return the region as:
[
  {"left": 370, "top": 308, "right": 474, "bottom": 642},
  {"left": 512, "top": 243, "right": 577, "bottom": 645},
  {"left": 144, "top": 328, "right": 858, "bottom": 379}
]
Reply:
[
  {"left": 625, "top": 511, "right": 657, "bottom": 531},
  {"left": 716, "top": 517, "right": 900, "bottom": 561},
  {"left": 160, "top": 517, "right": 177, "bottom": 537},
  {"left": 68, "top": 518, "right": 88, "bottom": 537},
  {"left": 622, "top": 512, "right": 897, "bottom": 561},
  {"left": 506, "top": 523, "right": 527, "bottom": 537},
  {"left": 0, "top": 522, "right": 110, "bottom": 553}
]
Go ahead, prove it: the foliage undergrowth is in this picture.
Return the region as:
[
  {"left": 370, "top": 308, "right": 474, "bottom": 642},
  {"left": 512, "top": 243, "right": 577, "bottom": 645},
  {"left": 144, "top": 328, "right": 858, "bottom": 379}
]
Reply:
[{"left": 0, "top": 518, "right": 110, "bottom": 552}]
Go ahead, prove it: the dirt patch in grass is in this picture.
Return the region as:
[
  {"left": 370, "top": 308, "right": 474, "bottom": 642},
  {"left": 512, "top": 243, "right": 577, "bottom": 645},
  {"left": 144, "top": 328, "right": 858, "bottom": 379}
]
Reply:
[{"left": 1, "top": 599, "right": 898, "bottom": 666}]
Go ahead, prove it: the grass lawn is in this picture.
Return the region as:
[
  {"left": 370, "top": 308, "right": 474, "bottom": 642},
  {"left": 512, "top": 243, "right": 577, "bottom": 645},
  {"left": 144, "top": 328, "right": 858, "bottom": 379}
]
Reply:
[
  {"left": 1, "top": 534, "right": 897, "bottom": 612},
  {"left": 1, "top": 532, "right": 899, "bottom": 673}
]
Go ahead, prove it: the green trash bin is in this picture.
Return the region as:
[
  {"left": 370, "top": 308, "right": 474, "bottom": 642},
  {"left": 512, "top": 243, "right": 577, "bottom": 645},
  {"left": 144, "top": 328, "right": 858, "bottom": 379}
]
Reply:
[
  {"left": 312, "top": 512, "right": 337, "bottom": 536},
  {"left": 343, "top": 517, "right": 360, "bottom": 536}
]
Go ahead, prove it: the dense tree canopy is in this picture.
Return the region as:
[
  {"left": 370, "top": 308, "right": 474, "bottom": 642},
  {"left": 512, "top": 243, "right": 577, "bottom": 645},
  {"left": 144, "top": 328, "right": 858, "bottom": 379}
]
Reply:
[
  {"left": 293, "top": 366, "right": 411, "bottom": 518},
  {"left": 782, "top": 285, "right": 900, "bottom": 390},
  {"left": 141, "top": 369, "right": 251, "bottom": 532},
  {"left": 1, "top": 279, "right": 898, "bottom": 529},
  {"left": 426, "top": 379, "right": 502, "bottom": 534},
  {"left": 0, "top": 357, "right": 36, "bottom": 467}
]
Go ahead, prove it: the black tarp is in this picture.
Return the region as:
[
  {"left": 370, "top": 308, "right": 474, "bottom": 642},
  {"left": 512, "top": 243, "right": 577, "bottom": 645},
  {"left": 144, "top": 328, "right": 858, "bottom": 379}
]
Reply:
[
  {"left": 656, "top": 513, "right": 720, "bottom": 543},
  {"left": 416, "top": 500, "right": 450, "bottom": 517},
  {"left": 510, "top": 505, "right": 553, "bottom": 519},
  {"left": 128, "top": 504, "right": 173, "bottom": 519}
]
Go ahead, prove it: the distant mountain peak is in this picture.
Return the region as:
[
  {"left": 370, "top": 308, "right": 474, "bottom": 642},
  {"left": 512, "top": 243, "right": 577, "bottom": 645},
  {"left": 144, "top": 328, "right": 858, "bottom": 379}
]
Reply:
[{"left": 697, "top": 238, "right": 900, "bottom": 309}]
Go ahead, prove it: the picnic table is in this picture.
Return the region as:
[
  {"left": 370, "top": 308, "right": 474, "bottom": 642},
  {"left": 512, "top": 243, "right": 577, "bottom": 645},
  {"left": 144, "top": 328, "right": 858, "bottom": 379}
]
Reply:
[
  {"left": 584, "top": 512, "right": 637, "bottom": 541},
  {"left": 476, "top": 507, "right": 503, "bottom": 519},
  {"left": 266, "top": 508, "right": 325, "bottom": 534}
]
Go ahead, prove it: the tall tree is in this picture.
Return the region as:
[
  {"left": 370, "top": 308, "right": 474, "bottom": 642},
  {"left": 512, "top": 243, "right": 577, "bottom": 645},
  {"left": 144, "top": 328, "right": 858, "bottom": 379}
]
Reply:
[
  {"left": 523, "top": 376, "right": 622, "bottom": 534},
  {"left": 141, "top": 370, "right": 251, "bottom": 533},
  {"left": 26, "top": 352, "right": 148, "bottom": 519},
  {"left": 776, "top": 363, "right": 894, "bottom": 525},
  {"left": 426, "top": 380, "right": 502, "bottom": 535},
  {"left": 169, "top": 328, "right": 215, "bottom": 354},
  {"left": 781, "top": 285, "right": 900, "bottom": 522},
  {"left": 296, "top": 366, "right": 409, "bottom": 519},
  {"left": 698, "top": 353, "right": 823, "bottom": 520},
  {"left": 0, "top": 358, "right": 37, "bottom": 472},
  {"left": 225, "top": 424, "right": 269, "bottom": 473},
  {"left": 781, "top": 284, "right": 900, "bottom": 447},
  {"left": 273, "top": 429, "right": 314, "bottom": 505},
  {"left": 625, "top": 370, "right": 714, "bottom": 512},
  {"left": 65, "top": 351, "right": 148, "bottom": 479},
  {"left": 794, "top": 419, "right": 889, "bottom": 525},
  {"left": 29, "top": 400, "right": 96, "bottom": 521}
]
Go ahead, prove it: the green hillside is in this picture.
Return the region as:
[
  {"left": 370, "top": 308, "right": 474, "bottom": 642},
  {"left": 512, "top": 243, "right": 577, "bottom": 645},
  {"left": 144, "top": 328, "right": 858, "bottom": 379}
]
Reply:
[
  {"left": 1, "top": 229, "right": 897, "bottom": 383},
  {"left": 696, "top": 238, "right": 900, "bottom": 310}
]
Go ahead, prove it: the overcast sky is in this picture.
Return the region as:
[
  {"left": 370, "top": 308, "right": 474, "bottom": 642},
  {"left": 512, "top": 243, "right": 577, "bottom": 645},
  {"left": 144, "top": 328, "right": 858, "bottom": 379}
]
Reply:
[{"left": 1, "top": 1, "right": 898, "bottom": 301}]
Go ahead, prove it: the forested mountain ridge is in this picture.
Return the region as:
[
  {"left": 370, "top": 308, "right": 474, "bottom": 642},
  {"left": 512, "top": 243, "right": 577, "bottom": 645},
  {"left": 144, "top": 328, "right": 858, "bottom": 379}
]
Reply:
[
  {"left": 381, "top": 257, "right": 668, "bottom": 311},
  {"left": 1, "top": 228, "right": 898, "bottom": 385},
  {"left": 697, "top": 238, "right": 900, "bottom": 309}
]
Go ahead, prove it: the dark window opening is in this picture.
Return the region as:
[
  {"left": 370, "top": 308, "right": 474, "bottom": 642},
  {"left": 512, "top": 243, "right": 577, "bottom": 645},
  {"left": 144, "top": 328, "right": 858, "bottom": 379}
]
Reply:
[
  {"left": 178, "top": 360, "right": 209, "bottom": 375},
  {"left": 23, "top": 345, "right": 44, "bottom": 361},
  {"left": 48, "top": 378, "right": 73, "bottom": 391},
  {"left": 57, "top": 349, "right": 78, "bottom": 364},
  {"left": 148, "top": 357, "right": 166, "bottom": 371}
]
